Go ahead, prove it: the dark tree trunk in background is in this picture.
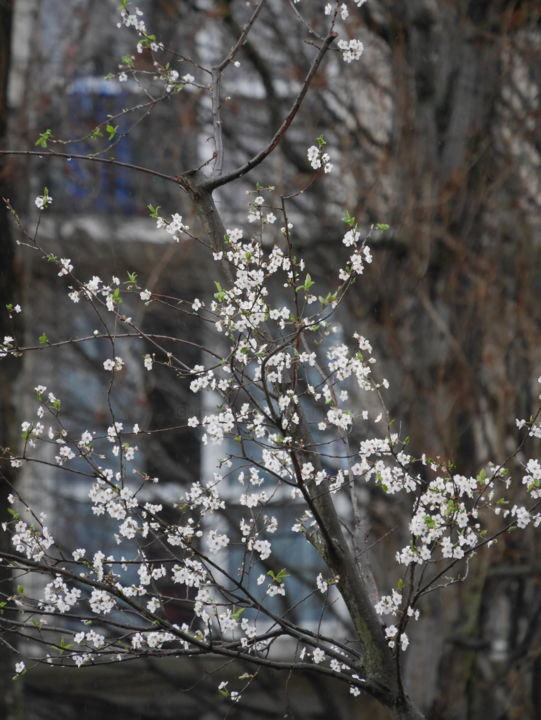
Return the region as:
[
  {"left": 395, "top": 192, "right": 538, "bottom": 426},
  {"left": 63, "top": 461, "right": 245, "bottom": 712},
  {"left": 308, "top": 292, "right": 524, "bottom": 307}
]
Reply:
[
  {"left": 352, "top": 1, "right": 541, "bottom": 716},
  {"left": 357, "top": 0, "right": 541, "bottom": 466},
  {"left": 0, "top": 1, "right": 23, "bottom": 718}
]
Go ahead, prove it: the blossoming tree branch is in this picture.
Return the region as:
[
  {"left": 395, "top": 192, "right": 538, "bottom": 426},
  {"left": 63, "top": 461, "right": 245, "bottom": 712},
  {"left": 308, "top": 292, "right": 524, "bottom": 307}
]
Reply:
[{"left": 0, "top": 2, "right": 540, "bottom": 719}]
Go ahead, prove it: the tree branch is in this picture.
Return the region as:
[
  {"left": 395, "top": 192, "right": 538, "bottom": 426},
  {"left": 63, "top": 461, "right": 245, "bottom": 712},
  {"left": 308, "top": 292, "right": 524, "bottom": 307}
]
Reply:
[
  {"left": 211, "top": 0, "right": 267, "bottom": 177},
  {"left": 0, "top": 150, "right": 185, "bottom": 189},
  {"left": 201, "top": 32, "right": 337, "bottom": 192}
]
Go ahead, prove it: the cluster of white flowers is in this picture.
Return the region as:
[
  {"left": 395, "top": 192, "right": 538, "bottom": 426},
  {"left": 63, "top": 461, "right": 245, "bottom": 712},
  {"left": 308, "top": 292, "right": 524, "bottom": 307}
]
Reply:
[
  {"left": 155, "top": 212, "right": 189, "bottom": 242},
  {"left": 517, "top": 413, "right": 541, "bottom": 440},
  {"left": 0, "top": 335, "right": 15, "bottom": 358},
  {"left": 249, "top": 537, "right": 272, "bottom": 560},
  {"left": 57, "top": 258, "right": 73, "bottom": 277},
  {"left": 12, "top": 519, "right": 54, "bottom": 562},
  {"left": 337, "top": 38, "right": 364, "bottom": 63},
  {"left": 117, "top": 5, "right": 146, "bottom": 34},
  {"left": 54, "top": 443, "right": 76, "bottom": 466},
  {"left": 143, "top": 354, "right": 153, "bottom": 371},
  {"left": 35, "top": 191, "right": 53, "bottom": 210},
  {"left": 41, "top": 576, "right": 82, "bottom": 613},
  {"left": 338, "top": 224, "right": 373, "bottom": 280},
  {"left": 63, "top": 273, "right": 130, "bottom": 313},
  {"left": 384, "top": 625, "right": 409, "bottom": 651},
  {"left": 374, "top": 589, "right": 402, "bottom": 617},
  {"left": 207, "top": 529, "right": 230, "bottom": 553},
  {"left": 183, "top": 480, "right": 225, "bottom": 514},
  {"left": 88, "top": 475, "right": 137, "bottom": 521},
  {"left": 163, "top": 68, "right": 179, "bottom": 93},
  {"left": 103, "top": 356, "right": 125, "bottom": 371},
  {"left": 307, "top": 144, "right": 333, "bottom": 173},
  {"left": 326, "top": 406, "right": 353, "bottom": 430},
  {"left": 316, "top": 573, "right": 328, "bottom": 593},
  {"left": 89, "top": 588, "right": 116, "bottom": 615},
  {"left": 74, "top": 630, "right": 105, "bottom": 649},
  {"left": 266, "top": 582, "right": 286, "bottom": 597},
  {"left": 522, "top": 459, "right": 541, "bottom": 499},
  {"left": 325, "top": 3, "right": 350, "bottom": 20},
  {"left": 171, "top": 558, "right": 207, "bottom": 587}
]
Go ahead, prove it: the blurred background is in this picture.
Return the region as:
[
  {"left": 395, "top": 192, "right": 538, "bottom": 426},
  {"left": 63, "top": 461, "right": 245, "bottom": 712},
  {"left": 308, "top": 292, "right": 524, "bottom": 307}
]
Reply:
[{"left": 1, "top": 1, "right": 541, "bottom": 718}]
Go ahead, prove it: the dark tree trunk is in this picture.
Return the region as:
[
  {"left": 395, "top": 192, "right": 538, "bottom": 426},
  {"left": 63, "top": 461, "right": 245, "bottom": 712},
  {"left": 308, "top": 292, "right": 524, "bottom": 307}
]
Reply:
[
  {"left": 0, "top": 1, "right": 23, "bottom": 717},
  {"left": 360, "top": 2, "right": 541, "bottom": 715}
]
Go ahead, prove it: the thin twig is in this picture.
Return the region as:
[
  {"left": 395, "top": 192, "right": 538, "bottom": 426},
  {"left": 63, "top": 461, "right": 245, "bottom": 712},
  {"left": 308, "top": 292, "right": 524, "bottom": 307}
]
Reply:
[{"left": 0, "top": 149, "right": 186, "bottom": 189}]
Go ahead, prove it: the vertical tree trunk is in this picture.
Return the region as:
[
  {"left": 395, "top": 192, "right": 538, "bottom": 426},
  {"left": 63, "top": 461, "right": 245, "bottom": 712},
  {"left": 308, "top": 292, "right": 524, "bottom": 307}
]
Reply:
[{"left": 0, "top": 1, "right": 24, "bottom": 717}]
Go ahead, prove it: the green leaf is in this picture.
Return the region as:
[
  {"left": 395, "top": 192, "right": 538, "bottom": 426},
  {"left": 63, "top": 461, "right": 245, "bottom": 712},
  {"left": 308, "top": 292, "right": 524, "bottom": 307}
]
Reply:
[
  {"left": 318, "top": 292, "right": 337, "bottom": 305},
  {"left": 39, "top": 332, "right": 49, "bottom": 345},
  {"left": 296, "top": 273, "right": 314, "bottom": 293},
  {"left": 342, "top": 209, "right": 356, "bottom": 227},
  {"left": 375, "top": 223, "right": 390, "bottom": 231},
  {"left": 120, "top": 54, "right": 134, "bottom": 68},
  {"left": 35, "top": 129, "right": 52, "bottom": 148},
  {"left": 213, "top": 281, "right": 226, "bottom": 302},
  {"left": 59, "top": 636, "right": 74, "bottom": 650},
  {"left": 147, "top": 204, "right": 160, "bottom": 219},
  {"left": 267, "top": 568, "right": 289, "bottom": 583},
  {"left": 476, "top": 468, "right": 487, "bottom": 483},
  {"left": 106, "top": 124, "right": 119, "bottom": 140}
]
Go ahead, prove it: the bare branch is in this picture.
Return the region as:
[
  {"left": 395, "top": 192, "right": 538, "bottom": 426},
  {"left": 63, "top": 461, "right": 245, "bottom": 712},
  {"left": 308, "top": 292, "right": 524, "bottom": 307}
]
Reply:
[
  {"left": 0, "top": 149, "right": 185, "bottom": 189},
  {"left": 201, "top": 32, "right": 337, "bottom": 192},
  {"left": 211, "top": 0, "right": 267, "bottom": 177}
]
